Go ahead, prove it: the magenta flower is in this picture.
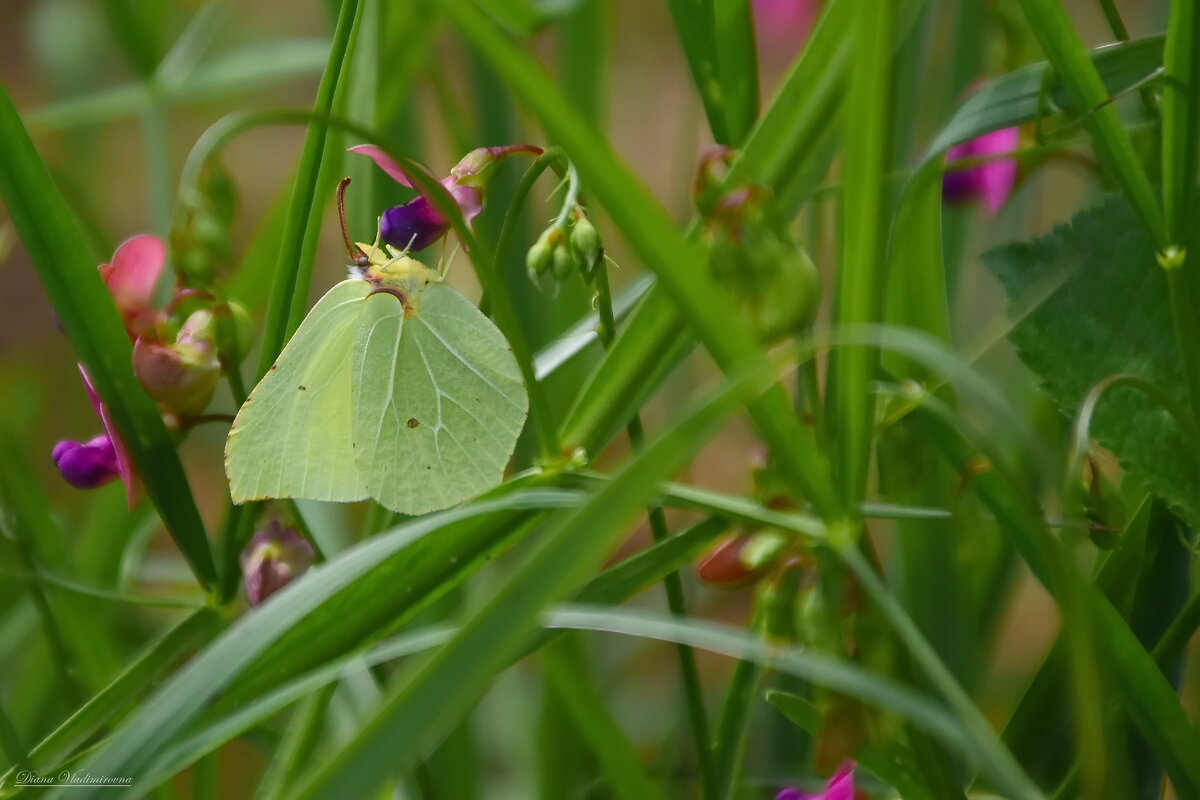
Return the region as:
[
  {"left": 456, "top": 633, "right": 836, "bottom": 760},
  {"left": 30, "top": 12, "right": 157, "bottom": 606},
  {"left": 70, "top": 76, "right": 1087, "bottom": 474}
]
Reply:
[
  {"left": 942, "top": 127, "right": 1020, "bottom": 214},
  {"left": 348, "top": 144, "right": 542, "bottom": 251},
  {"left": 51, "top": 435, "right": 119, "bottom": 489},
  {"left": 777, "top": 762, "right": 857, "bottom": 800},
  {"left": 52, "top": 367, "right": 138, "bottom": 506},
  {"left": 98, "top": 233, "right": 167, "bottom": 339},
  {"left": 240, "top": 521, "right": 316, "bottom": 606},
  {"left": 753, "top": 0, "right": 818, "bottom": 68}
]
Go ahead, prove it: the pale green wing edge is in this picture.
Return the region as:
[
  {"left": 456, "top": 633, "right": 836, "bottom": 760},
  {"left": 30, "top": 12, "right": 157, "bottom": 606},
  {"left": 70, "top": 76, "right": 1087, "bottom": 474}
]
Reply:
[
  {"left": 226, "top": 280, "right": 371, "bottom": 504},
  {"left": 351, "top": 284, "right": 529, "bottom": 515}
]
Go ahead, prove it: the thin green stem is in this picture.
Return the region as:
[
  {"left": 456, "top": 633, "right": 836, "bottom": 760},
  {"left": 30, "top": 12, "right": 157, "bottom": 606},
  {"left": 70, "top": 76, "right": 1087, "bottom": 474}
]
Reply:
[
  {"left": 142, "top": 95, "right": 173, "bottom": 239},
  {"left": 593, "top": 261, "right": 716, "bottom": 799},
  {"left": 1096, "top": 0, "right": 1130, "bottom": 41},
  {"left": 488, "top": 149, "right": 572, "bottom": 461}
]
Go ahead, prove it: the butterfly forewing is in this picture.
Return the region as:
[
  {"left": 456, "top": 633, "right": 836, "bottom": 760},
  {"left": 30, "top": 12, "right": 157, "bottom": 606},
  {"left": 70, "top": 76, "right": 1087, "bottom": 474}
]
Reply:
[{"left": 225, "top": 280, "right": 371, "bottom": 504}]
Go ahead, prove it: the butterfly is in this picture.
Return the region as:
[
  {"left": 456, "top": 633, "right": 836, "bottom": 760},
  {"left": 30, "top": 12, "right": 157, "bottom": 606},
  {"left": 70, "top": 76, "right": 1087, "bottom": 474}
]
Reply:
[{"left": 225, "top": 237, "right": 528, "bottom": 516}]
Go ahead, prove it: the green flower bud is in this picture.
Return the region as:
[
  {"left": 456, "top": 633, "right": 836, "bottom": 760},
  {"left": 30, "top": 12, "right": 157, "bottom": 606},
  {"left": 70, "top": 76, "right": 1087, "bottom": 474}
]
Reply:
[
  {"left": 551, "top": 240, "right": 576, "bottom": 281},
  {"left": 570, "top": 213, "right": 602, "bottom": 277},
  {"left": 526, "top": 228, "right": 559, "bottom": 281}
]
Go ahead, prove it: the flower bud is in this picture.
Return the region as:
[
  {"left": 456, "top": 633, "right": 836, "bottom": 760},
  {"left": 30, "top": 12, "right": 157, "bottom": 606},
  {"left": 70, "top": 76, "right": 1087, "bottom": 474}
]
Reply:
[
  {"left": 240, "top": 521, "right": 316, "bottom": 606},
  {"left": 132, "top": 310, "right": 221, "bottom": 415},
  {"left": 51, "top": 434, "right": 120, "bottom": 489},
  {"left": 551, "top": 239, "right": 577, "bottom": 281},
  {"left": 570, "top": 213, "right": 602, "bottom": 277}
]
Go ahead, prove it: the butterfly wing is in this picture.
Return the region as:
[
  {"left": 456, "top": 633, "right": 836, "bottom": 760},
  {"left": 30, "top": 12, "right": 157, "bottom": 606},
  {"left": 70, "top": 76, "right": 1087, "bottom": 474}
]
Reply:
[
  {"left": 351, "top": 283, "right": 528, "bottom": 515},
  {"left": 226, "top": 280, "right": 371, "bottom": 504}
]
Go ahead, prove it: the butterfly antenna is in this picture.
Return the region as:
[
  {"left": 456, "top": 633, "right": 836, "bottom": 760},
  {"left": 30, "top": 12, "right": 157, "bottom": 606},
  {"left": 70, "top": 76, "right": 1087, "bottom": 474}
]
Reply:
[
  {"left": 336, "top": 177, "right": 357, "bottom": 260},
  {"left": 441, "top": 241, "right": 459, "bottom": 280}
]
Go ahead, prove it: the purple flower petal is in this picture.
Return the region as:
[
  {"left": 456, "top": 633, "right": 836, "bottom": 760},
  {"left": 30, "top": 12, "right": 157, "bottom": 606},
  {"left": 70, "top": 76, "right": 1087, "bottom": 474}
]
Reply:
[{"left": 52, "top": 434, "right": 120, "bottom": 489}]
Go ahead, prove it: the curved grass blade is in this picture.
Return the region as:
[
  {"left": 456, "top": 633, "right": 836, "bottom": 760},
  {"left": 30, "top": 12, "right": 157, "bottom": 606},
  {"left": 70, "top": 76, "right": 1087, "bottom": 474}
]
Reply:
[
  {"left": 56, "top": 489, "right": 579, "bottom": 798},
  {"left": 290, "top": 359, "right": 777, "bottom": 799},
  {"left": 1014, "top": 0, "right": 1164, "bottom": 247},
  {"left": 925, "top": 36, "right": 1163, "bottom": 158},
  {"left": 912, "top": 398, "right": 1200, "bottom": 797},
  {"left": 0, "top": 82, "right": 217, "bottom": 589},
  {"left": 542, "top": 606, "right": 996, "bottom": 774},
  {"left": 442, "top": 0, "right": 840, "bottom": 520}
]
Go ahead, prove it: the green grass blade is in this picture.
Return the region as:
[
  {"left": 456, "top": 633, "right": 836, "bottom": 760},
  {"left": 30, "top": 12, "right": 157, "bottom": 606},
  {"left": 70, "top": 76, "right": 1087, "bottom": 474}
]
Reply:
[
  {"left": 542, "top": 637, "right": 663, "bottom": 800},
  {"left": 444, "top": 0, "right": 840, "bottom": 519},
  {"left": 254, "top": 0, "right": 362, "bottom": 382},
  {"left": 913, "top": 400, "right": 1200, "bottom": 797},
  {"left": 60, "top": 490, "right": 578, "bottom": 796},
  {"left": 1015, "top": 0, "right": 1164, "bottom": 247},
  {"left": 543, "top": 606, "right": 988, "bottom": 765},
  {"left": 713, "top": 0, "right": 760, "bottom": 144},
  {"left": 0, "top": 82, "right": 217, "bottom": 589},
  {"left": 0, "top": 701, "right": 30, "bottom": 774},
  {"left": 666, "top": 0, "right": 728, "bottom": 143},
  {"left": 0, "top": 609, "right": 219, "bottom": 787},
  {"left": 290, "top": 361, "right": 777, "bottom": 799},
  {"left": 1162, "top": 1, "right": 1200, "bottom": 245},
  {"left": 98, "top": 0, "right": 165, "bottom": 77},
  {"left": 826, "top": 0, "right": 893, "bottom": 509},
  {"left": 837, "top": 547, "right": 1041, "bottom": 799},
  {"left": 558, "top": 0, "right": 608, "bottom": 127},
  {"left": 926, "top": 35, "right": 1163, "bottom": 158}
]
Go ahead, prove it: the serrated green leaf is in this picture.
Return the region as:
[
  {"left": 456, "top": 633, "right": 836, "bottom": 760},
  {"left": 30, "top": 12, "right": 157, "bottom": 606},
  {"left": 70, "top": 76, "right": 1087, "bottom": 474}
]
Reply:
[{"left": 983, "top": 196, "right": 1200, "bottom": 528}]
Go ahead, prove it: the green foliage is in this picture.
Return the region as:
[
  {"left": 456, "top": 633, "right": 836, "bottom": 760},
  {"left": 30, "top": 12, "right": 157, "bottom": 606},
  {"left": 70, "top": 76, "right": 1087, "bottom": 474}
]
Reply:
[{"left": 985, "top": 196, "right": 1200, "bottom": 528}]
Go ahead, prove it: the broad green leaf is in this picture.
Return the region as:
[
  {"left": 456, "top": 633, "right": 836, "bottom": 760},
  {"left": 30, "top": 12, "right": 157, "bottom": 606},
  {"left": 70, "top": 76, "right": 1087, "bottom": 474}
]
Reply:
[
  {"left": 227, "top": 280, "right": 371, "bottom": 505},
  {"left": 352, "top": 283, "right": 527, "bottom": 513},
  {"left": 983, "top": 196, "right": 1200, "bottom": 528}
]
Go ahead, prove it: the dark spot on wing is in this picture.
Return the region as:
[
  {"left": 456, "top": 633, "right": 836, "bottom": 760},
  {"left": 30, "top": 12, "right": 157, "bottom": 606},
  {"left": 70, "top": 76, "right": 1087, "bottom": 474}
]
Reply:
[
  {"left": 298, "top": 385, "right": 307, "bottom": 391},
  {"left": 407, "top": 417, "right": 419, "bottom": 429},
  {"left": 270, "top": 364, "right": 278, "bottom": 370}
]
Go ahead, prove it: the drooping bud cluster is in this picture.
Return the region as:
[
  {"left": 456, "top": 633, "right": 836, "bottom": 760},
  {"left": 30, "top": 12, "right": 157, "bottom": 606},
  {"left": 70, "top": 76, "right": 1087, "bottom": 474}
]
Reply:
[
  {"left": 527, "top": 204, "right": 604, "bottom": 288},
  {"left": 240, "top": 520, "right": 316, "bottom": 606},
  {"left": 695, "top": 148, "right": 819, "bottom": 342}
]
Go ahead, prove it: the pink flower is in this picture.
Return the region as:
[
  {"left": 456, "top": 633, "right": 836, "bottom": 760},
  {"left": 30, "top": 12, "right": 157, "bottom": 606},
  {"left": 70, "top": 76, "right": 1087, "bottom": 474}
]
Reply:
[
  {"left": 777, "top": 762, "right": 857, "bottom": 800},
  {"left": 98, "top": 234, "right": 167, "bottom": 339},
  {"left": 942, "top": 127, "right": 1020, "bottom": 215},
  {"left": 348, "top": 144, "right": 541, "bottom": 251}
]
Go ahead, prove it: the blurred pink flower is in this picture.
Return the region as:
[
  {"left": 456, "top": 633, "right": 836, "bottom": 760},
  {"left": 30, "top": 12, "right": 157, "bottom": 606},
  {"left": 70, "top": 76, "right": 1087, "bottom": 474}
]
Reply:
[
  {"left": 753, "top": 0, "right": 818, "bottom": 66},
  {"left": 942, "top": 127, "right": 1020, "bottom": 215},
  {"left": 776, "top": 762, "right": 857, "bottom": 800},
  {"left": 98, "top": 233, "right": 166, "bottom": 339}
]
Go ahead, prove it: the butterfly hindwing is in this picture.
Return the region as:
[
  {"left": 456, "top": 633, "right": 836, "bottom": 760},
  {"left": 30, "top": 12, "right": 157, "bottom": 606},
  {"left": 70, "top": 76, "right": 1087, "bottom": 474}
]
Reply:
[
  {"left": 350, "top": 283, "right": 528, "bottom": 515},
  {"left": 225, "top": 280, "right": 371, "bottom": 504}
]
